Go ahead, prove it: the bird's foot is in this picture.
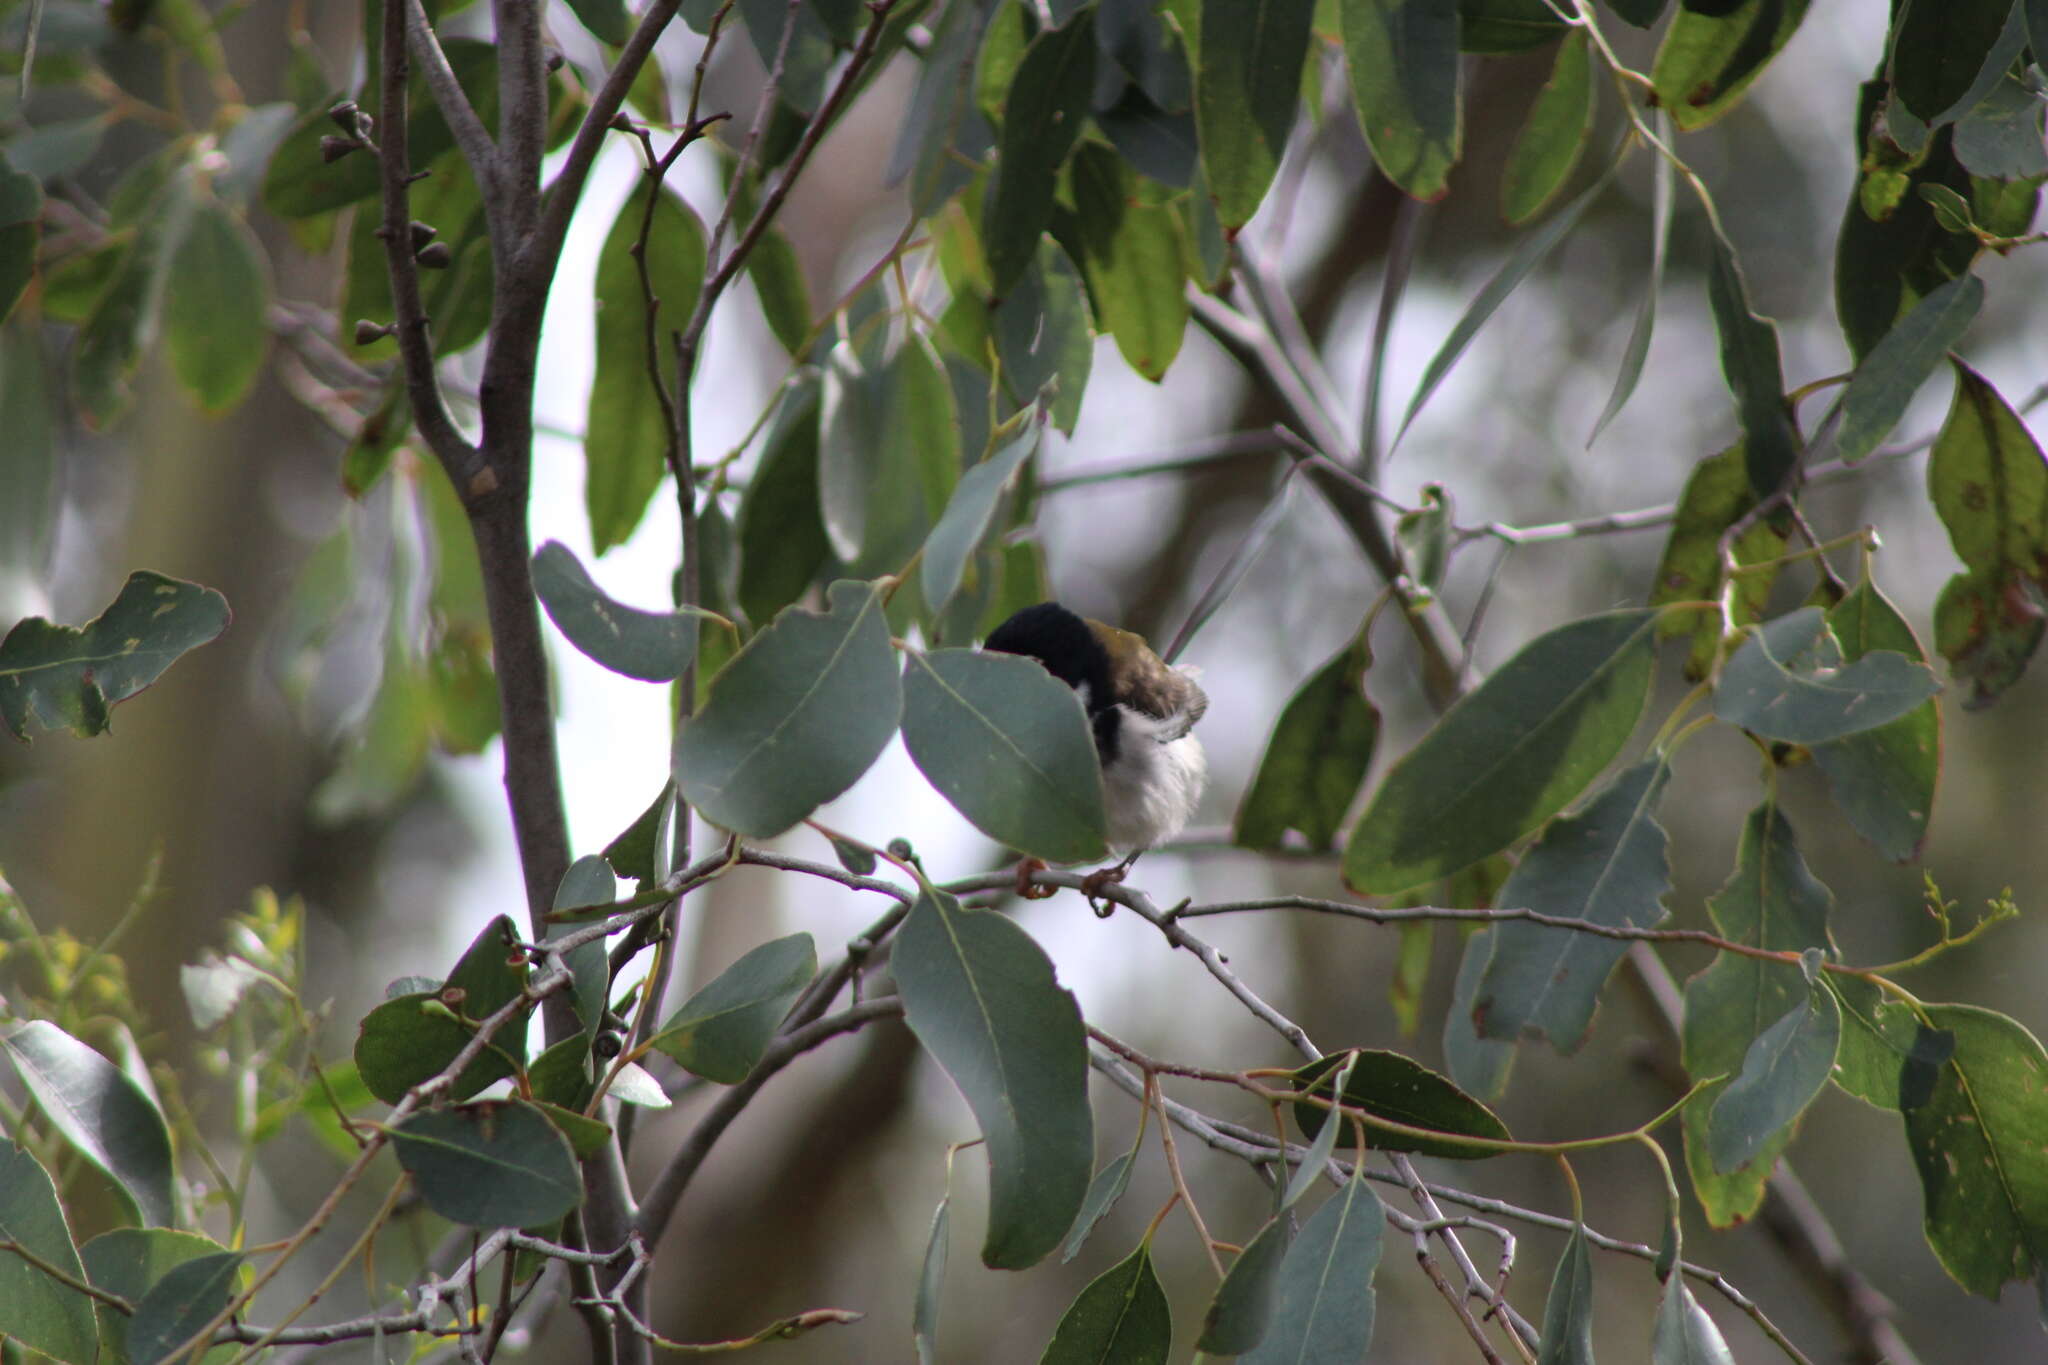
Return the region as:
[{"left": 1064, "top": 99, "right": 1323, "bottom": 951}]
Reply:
[
  {"left": 1079, "top": 853, "right": 1140, "bottom": 916},
  {"left": 1014, "top": 856, "right": 1055, "bottom": 899}
]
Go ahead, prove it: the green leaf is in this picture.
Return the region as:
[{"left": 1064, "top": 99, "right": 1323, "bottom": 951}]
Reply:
[
  {"left": 1064, "top": 143, "right": 1189, "bottom": 381},
  {"left": 0, "top": 570, "right": 230, "bottom": 741},
  {"left": 1832, "top": 273, "right": 1983, "bottom": 466},
  {"left": 1234, "top": 633, "right": 1380, "bottom": 851},
  {"left": 1, "top": 1022, "right": 177, "bottom": 1227},
  {"left": 390, "top": 1100, "right": 583, "bottom": 1228},
  {"left": 749, "top": 225, "right": 814, "bottom": 356},
  {"left": 549, "top": 855, "right": 615, "bottom": 1042},
  {"left": 1926, "top": 359, "right": 2048, "bottom": 706},
  {"left": 673, "top": 580, "right": 902, "bottom": 837},
  {"left": 886, "top": 0, "right": 997, "bottom": 214},
  {"left": 1040, "top": 1242, "right": 1172, "bottom": 1364},
  {"left": 80, "top": 1228, "right": 231, "bottom": 1365},
  {"left": 0, "top": 154, "right": 43, "bottom": 326},
  {"left": 738, "top": 376, "right": 831, "bottom": 627},
  {"left": 73, "top": 179, "right": 192, "bottom": 430},
  {"left": 1242, "top": 1174, "right": 1383, "bottom": 1364},
  {"left": 0, "top": 321, "right": 55, "bottom": 597},
  {"left": 564, "top": 0, "right": 632, "bottom": 43},
  {"left": 1708, "top": 982, "right": 1840, "bottom": 1173},
  {"left": 1061, "top": 1149, "right": 1139, "bottom": 1263},
  {"left": 585, "top": 180, "right": 707, "bottom": 554},
  {"left": 1474, "top": 759, "right": 1672, "bottom": 1052},
  {"left": 648, "top": 933, "right": 816, "bottom": 1083},
  {"left": 1292, "top": 1049, "right": 1512, "bottom": 1158},
  {"left": 1889, "top": 0, "right": 2015, "bottom": 125},
  {"left": 1646, "top": 442, "right": 1786, "bottom": 679},
  {"left": 532, "top": 539, "right": 701, "bottom": 682},
  {"left": 534, "top": 1101, "right": 612, "bottom": 1159},
  {"left": 1680, "top": 801, "right": 1832, "bottom": 1226},
  {"left": 1536, "top": 1224, "right": 1595, "bottom": 1365},
  {"left": 734, "top": 0, "right": 838, "bottom": 112},
  {"left": 819, "top": 336, "right": 958, "bottom": 574},
  {"left": 1902, "top": 1004, "right": 2048, "bottom": 1298},
  {"left": 1649, "top": 0, "right": 1812, "bottom": 131},
  {"left": 985, "top": 10, "right": 1098, "bottom": 296},
  {"left": 992, "top": 241, "right": 1093, "bottom": 434},
  {"left": 922, "top": 416, "right": 1041, "bottom": 615},
  {"left": 0, "top": 1145, "right": 96, "bottom": 1364},
  {"left": 1714, "top": 607, "right": 1941, "bottom": 743},
  {"left": 914, "top": 1195, "right": 949, "bottom": 1364},
  {"left": 1196, "top": 0, "right": 1315, "bottom": 229},
  {"left": 1344, "top": 610, "right": 1659, "bottom": 895},
  {"left": 1589, "top": 117, "right": 1672, "bottom": 447},
  {"left": 1342, "top": 0, "right": 1462, "bottom": 202},
  {"left": 1396, "top": 169, "right": 1610, "bottom": 447},
  {"left": 1458, "top": 0, "right": 1570, "bottom": 52},
  {"left": 1445, "top": 929, "right": 1517, "bottom": 1101},
  {"left": 901, "top": 648, "right": 1109, "bottom": 863},
  {"left": 1650, "top": 1276, "right": 1736, "bottom": 1365},
  {"left": 895, "top": 886, "right": 1093, "bottom": 1269},
  {"left": 162, "top": 196, "right": 269, "bottom": 413},
  {"left": 354, "top": 916, "right": 531, "bottom": 1105},
  {"left": 1954, "top": 74, "right": 2048, "bottom": 180},
  {"left": 1809, "top": 580, "right": 1940, "bottom": 861},
  {"left": 1198, "top": 1216, "right": 1292, "bottom": 1354},
  {"left": 127, "top": 1252, "right": 240, "bottom": 1365},
  {"left": 1827, "top": 975, "right": 1920, "bottom": 1110},
  {"left": 1502, "top": 30, "right": 1592, "bottom": 224},
  {"left": 527, "top": 1035, "right": 595, "bottom": 1111},
  {"left": 1705, "top": 229, "right": 1797, "bottom": 497}
]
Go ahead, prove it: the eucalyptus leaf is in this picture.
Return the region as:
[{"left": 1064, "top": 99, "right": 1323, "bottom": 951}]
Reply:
[
  {"left": 1714, "top": 608, "right": 1940, "bottom": 744},
  {"left": 533, "top": 539, "right": 702, "bottom": 682},
  {"left": 648, "top": 933, "right": 816, "bottom": 1083},
  {"left": 0, "top": 1144, "right": 96, "bottom": 1364},
  {"left": 390, "top": 1100, "right": 583, "bottom": 1228},
  {"left": 2, "top": 1021, "right": 177, "bottom": 1227}
]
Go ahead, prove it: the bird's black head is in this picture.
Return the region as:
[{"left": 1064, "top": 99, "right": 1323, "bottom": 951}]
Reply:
[{"left": 983, "top": 602, "right": 1121, "bottom": 761}]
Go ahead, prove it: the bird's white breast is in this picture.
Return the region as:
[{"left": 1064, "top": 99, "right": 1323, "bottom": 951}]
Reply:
[{"left": 1101, "top": 704, "right": 1208, "bottom": 852}]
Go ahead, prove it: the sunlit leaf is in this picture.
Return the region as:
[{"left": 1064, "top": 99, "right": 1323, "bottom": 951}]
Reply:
[
  {"left": 1502, "top": 30, "right": 1592, "bottom": 224},
  {"left": 1, "top": 1021, "right": 178, "bottom": 1227},
  {"left": 1063, "top": 143, "right": 1189, "bottom": 381},
  {"left": 1650, "top": 0, "right": 1813, "bottom": 131}
]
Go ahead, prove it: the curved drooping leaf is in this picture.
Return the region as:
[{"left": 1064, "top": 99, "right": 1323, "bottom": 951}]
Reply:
[
  {"left": 1588, "top": 114, "right": 1672, "bottom": 447},
  {"left": 532, "top": 539, "right": 701, "bottom": 682},
  {"left": 649, "top": 933, "right": 815, "bottom": 1083},
  {"left": 895, "top": 887, "right": 1092, "bottom": 1269},
  {"left": 1650, "top": 1275, "right": 1736, "bottom": 1365},
  {"left": 1235, "top": 633, "right": 1380, "bottom": 852},
  {"left": 992, "top": 241, "right": 1094, "bottom": 435},
  {"left": 900, "top": 648, "right": 1108, "bottom": 864},
  {"left": 1704, "top": 229, "right": 1797, "bottom": 498},
  {"left": 1062, "top": 1148, "right": 1140, "bottom": 1263},
  {"left": 819, "top": 336, "right": 958, "bottom": 573},
  {"left": 390, "top": 1100, "right": 582, "bottom": 1228},
  {"left": 1197, "top": 1215, "right": 1292, "bottom": 1354},
  {"left": 548, "top": 855, "right": 615, "bottom": 1041},
  {"left": 126, "top": 1251, "right": 241, "bottom": 1365},
  {"left": 673, "top": 580, "right": 902, "bottom": 838},
  {"left": 1292, "top": 1049, "right": 1511, "bottom": 1159},
  {"left": 1502, "top": 29, "right": 1592, "bottom": 225},
  {"left": 1810, "top": 580, "right": 1940, "bottom": 861},
  {"left": 163, "top": 196, "right": 269, "bottom": 414},
  {"left": 1708, "top": 980, "right": 1841, "bottom": 1173},
  {"left": 985, "top": 10, "right": 1097, "bottom": 296},
  {"left": 1681, "top": 802, "right": 1833, "bottom": 1226},
  {"left": 1926, "top": 361, "right": 2048, "bottom": 707},
  {"left": 1063, "top": 143, "right": 1188, "bottom": 381},
  {"left": 737, "top": 375, "right": 830, "bottom": 627},
  {"left": 0, "top": 1144, "right": 96, "bottom": 1363},
  {"left": 79, "top": 1227, "right": 231, "bottom": 1365},
  {"left": 1475, "top": 759, "right": 1672, "bottom": 1052},
  {"left": 1195, "top": 0, "right": 1314, "bottom": 229},
  {"left": 921, "top": 415, "right": 1042, "bottom": 616},
  {"left": 1242, "top": 1174, "right": 1383, "bottom": 1365},
  {"left": 1345, "top": 610, "right": 1659, "bottom": 894},
  {"left": 1, "top": 1022, "right": 177, "bottom": 1227},
  {"left": 1649, "top": 0, "right": 1812, "bottom": 131},
  {"left": 1889, "top": 0, "right": 2016, "bottom": 124},
  {"left": 1040, "top": 1241, "right": 1172, "bottom": 1364},
  {"left": 914, "top": 1194, "right": 949, "bottom": 1364},
  {"left": 585, "top": 180, "right": 707, "bottom": 554},
  {"left": 1536, "top": 1223, "right": 1595, "bottom": 1365},
  {"left": 1343, "top": 0, "right": 1462, "bottom": 202},
  {"left": 1714, "top": 607, "right": 1940, "bottom": 744},
  {"left": 1903, "top": 1004, "right": 2048, "bottom": 1299},
  {"left": 0, "top": 571, "right": 230, "bottom": 740},
  {"left": 1831, "top": 273, "right": 1983, "bottom": 465},
  {"left": 1445, "top": 928, "right": 1517, "bottom": 1102}
]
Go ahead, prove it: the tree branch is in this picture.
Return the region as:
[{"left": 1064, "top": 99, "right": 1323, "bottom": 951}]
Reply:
[
  {"left": 491, "top": 0, "right": 547, "bottom": 238},
  {"left": 404, "top": 0, "right": 498, "bottom": 202}
]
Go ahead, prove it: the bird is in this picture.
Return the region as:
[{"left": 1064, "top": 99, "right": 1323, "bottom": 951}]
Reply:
[{"left": 983, "top": 602, "right": 1208, "bottom": 894}]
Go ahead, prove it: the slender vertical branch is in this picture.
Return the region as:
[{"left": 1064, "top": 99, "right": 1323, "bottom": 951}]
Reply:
[{"left": 492, "top": 0, "right": 547, "bottom": 237}]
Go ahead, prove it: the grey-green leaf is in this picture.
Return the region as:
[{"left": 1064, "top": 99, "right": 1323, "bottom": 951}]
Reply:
[
  {"left": 1475, "top": 758, "right": 1672, "bottom": 1052},
  {"left": 1198, "top": 1216, "right": 1292, "bottom": 1354},
  {"left": 986, "top": 10, "right": 1098, "bottom": 296},
  {"left": 1040, "top": 1241, "right": 1171, "bottom": 1364},
  {"left": 549, "top": 854, "right": 616, "bottom": 1042},
  {"left": 0, "top": 571, "right": 230, "bottom": 740},
  {"left": 1061, "top": 1149, "right": 1139, "bottom": 1262},
  {"left": 1344, "top": 610, "right": 1659, "bottom": 895},
  {"left": 0, "top": 1144, "right": 96, "bottom": 1364},
  {"left": 1, "top": 1021, "right": 177, "bottom": 1227},
  {"left": 1445, "top": 929, "right": 1517, "bottom": 1102},
  {"left": 895, "top": 887, "right": 1093, "bottom": 1269},
  {"left": 533, "top": 539, "right": 700, "bottom": 682},
  {"left": 1650, "top": 1276, "right": 1736, "bottom": 1365},
  {"left": 1810, "top": 580, "right": 1940, "bottom": 861},
  {"left": 914, "top": 1195, "right": 949, "bottom": 1363},
  {"left": 1831, "top": 273, "right": 1983, "bottom": 466},
  {"left": 1343, "top": 0, "right": 1462, "bottom": 202},
  {"left": 127, "top": 1252, "right": 241, "bottom": 1365},
  {"left": 1235, "top": 634, "right": 1380, "bottom": 852},
  {"left": 648, "top": 933, "right": 816, "bottom": 1083},
  {"left": 390, "top": 1100, "right": 583, "bottom": 1228},
  {"left": 1714, "top": 607, "right": 1940, "bottom": 744},
  {"left": 79, "top": 1227, "right": 229, "bottom": 1365},
  {"left": 922, "top": 417, "right": 1042, "bottom": 616},
  {"left": 163, "top": 196, "right": 269, "bottom": 414},
  {"left": 674, "top": 580, "right": 902, "bottom": 838},
  {"left": 1705, "top": 228, "right": 1797, "bottom": 498},
  {"left": 1536, "top": 1223, "right": 1595, "bottom": 1365},
  {"left": 1242, "top": 1174, "right": 1383, "bottom": 1364},
  {"left": 819, "top": 337, "right": 957, "bottom": 573},
  {"left": 901, "top": 648, "right": 1108, "bottom": 864},
  {"left": 1708, "top": 984, "right": 1841, "bottom": 1173}
]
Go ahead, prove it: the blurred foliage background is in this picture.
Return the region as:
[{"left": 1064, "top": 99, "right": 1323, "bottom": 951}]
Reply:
[{"left": 4, "top": 0, "right": 2048, "bottom": 1358}]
